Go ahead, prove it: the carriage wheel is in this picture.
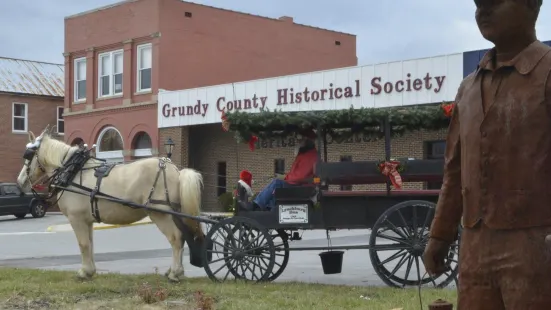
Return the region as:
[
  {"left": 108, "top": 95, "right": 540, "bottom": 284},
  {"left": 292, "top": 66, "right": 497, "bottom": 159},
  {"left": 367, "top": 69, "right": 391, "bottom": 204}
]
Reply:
[
  {"left": 267, "top": 229, "right": 290, "bottom": 281},
  {"left": 202, "top": 216, "right": 276, "bottom": 283},
  {"left": 220, "top": 227, "right": 289, "bottom": 282},
  {"left": 368, "top": 200, "right": 460, "bottom": 289}
]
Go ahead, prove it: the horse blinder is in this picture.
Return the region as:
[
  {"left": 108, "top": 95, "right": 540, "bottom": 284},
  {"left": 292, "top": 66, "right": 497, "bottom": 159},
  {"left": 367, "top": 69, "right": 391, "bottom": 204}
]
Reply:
[{"left": 23, "top": 148, "right": 36, "bottom": 161}]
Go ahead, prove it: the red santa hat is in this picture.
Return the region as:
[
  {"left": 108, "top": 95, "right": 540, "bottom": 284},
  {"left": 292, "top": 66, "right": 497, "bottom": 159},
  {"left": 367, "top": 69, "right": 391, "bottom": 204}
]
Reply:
[{"left": 239, "top": 170, "right": 253, "bottom": 187}]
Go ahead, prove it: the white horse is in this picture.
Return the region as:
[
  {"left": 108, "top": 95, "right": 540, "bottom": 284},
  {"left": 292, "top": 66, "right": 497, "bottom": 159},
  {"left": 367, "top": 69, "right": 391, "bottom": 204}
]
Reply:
[{"left": 16, "top": 126, "right": 205, "bottom": 282}]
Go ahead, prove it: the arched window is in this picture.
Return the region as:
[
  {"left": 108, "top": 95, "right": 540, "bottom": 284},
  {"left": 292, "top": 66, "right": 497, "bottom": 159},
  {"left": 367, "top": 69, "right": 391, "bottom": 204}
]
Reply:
[
  {"left": 132, "top": 131, "right": 153, "bottom": 158},
  {"left": 96, "top": 126, "right": 124, "bottom": 163},
  {"left": 71, "top": 137, "right": 84, "bottom": 147}
]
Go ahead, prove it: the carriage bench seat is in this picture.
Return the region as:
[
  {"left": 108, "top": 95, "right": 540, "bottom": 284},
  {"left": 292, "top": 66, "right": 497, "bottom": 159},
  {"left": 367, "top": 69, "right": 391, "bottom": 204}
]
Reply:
[
  {"left": 275, "top": 186, "right": 317, "bottom": 202},
  {"left": 321, "top": 189, "right": 441, "bottom": 197}
]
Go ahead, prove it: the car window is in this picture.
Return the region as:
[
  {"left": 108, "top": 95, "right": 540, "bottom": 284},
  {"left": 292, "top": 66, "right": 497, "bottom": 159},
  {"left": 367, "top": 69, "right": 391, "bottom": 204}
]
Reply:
[{"left": 3, "top": 185, "right": 21, "bottom": 196}]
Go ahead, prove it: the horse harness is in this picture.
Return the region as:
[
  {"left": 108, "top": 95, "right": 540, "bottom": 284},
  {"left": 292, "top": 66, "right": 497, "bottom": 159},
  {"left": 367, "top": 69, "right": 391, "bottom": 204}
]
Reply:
[{"left": 24, "top": 144, "right": 180, "bottom": 223}]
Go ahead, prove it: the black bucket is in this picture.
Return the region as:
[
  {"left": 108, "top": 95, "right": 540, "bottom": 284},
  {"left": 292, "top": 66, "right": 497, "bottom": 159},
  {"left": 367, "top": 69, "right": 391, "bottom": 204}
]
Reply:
[
  {"left": 319, "top": 251, "right": 344, "bottom": 274},
  {"left": 188, "top": 237, "right": 213, "bottom": 268}
]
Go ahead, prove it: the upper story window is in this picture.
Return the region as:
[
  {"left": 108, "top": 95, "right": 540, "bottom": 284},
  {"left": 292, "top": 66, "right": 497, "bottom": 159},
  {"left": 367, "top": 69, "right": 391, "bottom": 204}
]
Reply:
[
  {"left": 137, "top": 43, "right": 152, "bottom": 92},
  {"left": 12, "top": 102, "right": 28, "bottom": 133},
  {"left": 98, "top": 50, "right": 123, "bottom": 98},
  {"left": 74, "top": 57, "right": 87, "bottom": 103},
  {"left": 57, "top": 106, "right": 64, "bottom": 135}
]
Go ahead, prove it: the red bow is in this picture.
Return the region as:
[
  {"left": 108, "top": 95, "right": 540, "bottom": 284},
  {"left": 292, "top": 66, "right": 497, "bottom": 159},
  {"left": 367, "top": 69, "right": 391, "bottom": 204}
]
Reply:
[
  {"left": 441, "top": 103, "right": 455, "bottom": 118},
  {"left": 221, "top": 111, "right": 230, "bottom": 132},
  {"left": 248, "top": 136, "right": 258, "bottom": 151},
  {"left": 378, "top": 161, "right": 403, "bottom": 190}
]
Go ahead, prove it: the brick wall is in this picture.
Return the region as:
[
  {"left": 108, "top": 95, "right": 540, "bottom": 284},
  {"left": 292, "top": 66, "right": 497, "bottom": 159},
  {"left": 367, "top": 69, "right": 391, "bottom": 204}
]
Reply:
[
  {"left": 158, "top": 126, "right": 189, "bottom": 168},
  {"left": 0, "top": 93, "right": 64, "bottom": 183},
  {"left": 161, "top": 124, "right": 448, "bottom": 211}
]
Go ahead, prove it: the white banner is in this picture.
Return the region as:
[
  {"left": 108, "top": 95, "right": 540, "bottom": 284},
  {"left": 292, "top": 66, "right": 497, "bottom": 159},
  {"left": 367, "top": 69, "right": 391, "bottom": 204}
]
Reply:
[{"left": 158, "top": 53, "right": 463, "bottom": 128}]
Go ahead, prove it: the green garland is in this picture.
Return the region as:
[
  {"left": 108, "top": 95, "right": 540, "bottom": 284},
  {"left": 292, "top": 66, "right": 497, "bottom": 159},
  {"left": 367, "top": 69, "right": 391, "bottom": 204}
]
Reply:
[{"left": 223, "top": 103, "right": 453, "bottom": 143}]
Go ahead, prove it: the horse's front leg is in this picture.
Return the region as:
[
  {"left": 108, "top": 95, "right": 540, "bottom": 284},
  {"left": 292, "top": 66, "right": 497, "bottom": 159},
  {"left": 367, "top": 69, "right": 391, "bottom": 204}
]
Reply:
[{"left": 68, "top": 216, "right": 96, "bottom": 279}]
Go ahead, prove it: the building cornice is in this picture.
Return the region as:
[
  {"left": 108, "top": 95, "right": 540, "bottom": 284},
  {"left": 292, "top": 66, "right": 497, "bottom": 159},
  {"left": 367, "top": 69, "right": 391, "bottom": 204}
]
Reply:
[{"left": 64, "top": 101, "right": 157, "bottom": 119}]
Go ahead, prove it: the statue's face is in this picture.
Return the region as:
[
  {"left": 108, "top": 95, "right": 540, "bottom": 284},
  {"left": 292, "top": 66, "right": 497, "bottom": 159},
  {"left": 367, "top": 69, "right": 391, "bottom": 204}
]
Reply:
[{"left": 474, "top": 0, "right": 536, "bottom": 43}]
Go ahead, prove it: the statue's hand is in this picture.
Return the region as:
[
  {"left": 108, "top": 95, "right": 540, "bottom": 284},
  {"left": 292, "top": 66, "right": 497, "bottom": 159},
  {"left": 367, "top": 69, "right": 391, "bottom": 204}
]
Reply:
[{"left": 422, "top": 238, "right": 451, "bottom": 278}]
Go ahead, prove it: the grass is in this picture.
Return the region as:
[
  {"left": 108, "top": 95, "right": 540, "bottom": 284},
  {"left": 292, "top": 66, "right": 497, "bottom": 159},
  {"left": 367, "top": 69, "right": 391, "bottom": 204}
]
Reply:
[{"left": 0, "top": 267, "right": 457, "bottom": 310}]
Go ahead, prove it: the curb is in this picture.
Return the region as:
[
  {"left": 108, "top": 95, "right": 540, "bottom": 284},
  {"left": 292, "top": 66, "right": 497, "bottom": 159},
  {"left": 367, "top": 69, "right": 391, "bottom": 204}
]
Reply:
[{"left": 45, "top": 212, "right": 234, "bottom": 232}]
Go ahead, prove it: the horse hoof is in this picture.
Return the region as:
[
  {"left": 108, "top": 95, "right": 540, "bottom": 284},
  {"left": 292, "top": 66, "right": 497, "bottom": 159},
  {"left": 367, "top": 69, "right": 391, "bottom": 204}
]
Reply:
[
  {"left": 76, "top": 269, "right": 93, "bottom": 280},
  {"left": 167, "top": 275, "right": 181, "bottom": 283},
  {"left": 166, "top": 269, "right": 184, "bottom": 283}
]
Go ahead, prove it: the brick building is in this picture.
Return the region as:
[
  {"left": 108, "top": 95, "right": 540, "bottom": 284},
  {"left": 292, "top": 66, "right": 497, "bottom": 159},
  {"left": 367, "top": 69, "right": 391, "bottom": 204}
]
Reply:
[
  {"left": 158, "top": 53, "right": 464, "bottom": 210},
  {"left": 62, "top": 0, "right": 357, "bottom": 164},
  {"left": 0, "top": 57, "right": 64, "bottom": 182},
  {"left": 157, "top": 40, "right": 551, "bottom": 211}
]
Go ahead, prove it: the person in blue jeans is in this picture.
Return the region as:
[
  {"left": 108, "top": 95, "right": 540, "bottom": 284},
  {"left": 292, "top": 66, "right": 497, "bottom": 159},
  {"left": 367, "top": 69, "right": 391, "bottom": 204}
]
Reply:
[{"left": 253, "top": 133, "right": 318, "bottom": 211}]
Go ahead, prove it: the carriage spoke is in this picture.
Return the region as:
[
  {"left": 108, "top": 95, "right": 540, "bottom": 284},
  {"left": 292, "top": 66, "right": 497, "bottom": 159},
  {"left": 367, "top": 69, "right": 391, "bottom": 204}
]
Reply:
[
  {"left": 396, "top": 209, "right": 413, "bottom": 237},
  {"left": 383, "top": 219, "right": 410, "bottom": 240},
  {"left": 411, "top": 205, "right": 418, "bottom": 239},
  {"left": 209, "top": 254, "right": 235, "bottom": 265},
  {"left": 402, "top": 256, "right": 414, "bottom": 287},
  {"left": 418, "top": 207, "right": 434, "bottom": 238},
  {"left": 414, "top": 256, "right": 422, "bottom": 285},
  {"left": 376, "top": 233, "right": 412, "bottom": 246},
  {"left": 377, "top": 249, "right": 407, "bottom": 267},
  {"left": 388, "top": 253, "right": 409, "bottom": 278}
]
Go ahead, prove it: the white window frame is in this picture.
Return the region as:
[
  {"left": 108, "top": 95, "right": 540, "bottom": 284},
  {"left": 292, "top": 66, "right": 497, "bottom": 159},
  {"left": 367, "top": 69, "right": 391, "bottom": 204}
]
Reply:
[
  {"left": 57, "top": 106, "right": 64, "bottom": 135},
  {"left": 98, "top": 49, "right": 124, "bottom": 98},
  {"left": 74, "top": 57, "right": 87, "bottom": 103},
  {"left": 12, "top": 102, "right": 28, "bottom": 133},
  {"left": 137, "top": 43, "right": 152, "bottom": 93},
  {"left": 96, "top": 126, "right": 124, "bottom": 163}
]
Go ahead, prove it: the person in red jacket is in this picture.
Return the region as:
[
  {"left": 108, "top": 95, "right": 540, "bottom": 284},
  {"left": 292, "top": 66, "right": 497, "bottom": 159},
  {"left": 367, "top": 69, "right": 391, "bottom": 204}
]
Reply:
[{"left": 253, "top": 131, "right": 319, "bottom": 211}]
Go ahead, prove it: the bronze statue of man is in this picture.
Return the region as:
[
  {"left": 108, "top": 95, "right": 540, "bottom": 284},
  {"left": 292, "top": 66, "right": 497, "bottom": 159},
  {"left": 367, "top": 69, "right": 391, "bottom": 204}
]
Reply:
[{"left": 423, "top": 0, "right": 551, "bottom": 309}]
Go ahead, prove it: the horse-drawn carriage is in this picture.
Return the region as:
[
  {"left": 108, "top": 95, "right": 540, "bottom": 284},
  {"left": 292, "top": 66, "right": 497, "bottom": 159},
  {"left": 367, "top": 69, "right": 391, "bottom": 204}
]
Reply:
[
  {"left": 17, "top": 103, "right": 459, "bottom": 289},
  {"left": 202, "top": 105, "right": 460, "bottom": 288}
]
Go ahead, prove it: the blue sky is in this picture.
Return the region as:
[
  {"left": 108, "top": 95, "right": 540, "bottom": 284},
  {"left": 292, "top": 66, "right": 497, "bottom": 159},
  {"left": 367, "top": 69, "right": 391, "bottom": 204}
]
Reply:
[{"left": 0, "top": 0, "right": 549, "bottom": 65}]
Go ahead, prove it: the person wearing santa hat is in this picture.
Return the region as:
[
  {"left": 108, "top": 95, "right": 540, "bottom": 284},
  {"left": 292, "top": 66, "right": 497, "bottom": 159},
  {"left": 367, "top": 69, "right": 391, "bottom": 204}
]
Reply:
[
  {"left": 253, "top": 129, "right": 318, "bottom": 211},
  {"left": 236, "top": 170, "right": 254, "bottom": 198}
]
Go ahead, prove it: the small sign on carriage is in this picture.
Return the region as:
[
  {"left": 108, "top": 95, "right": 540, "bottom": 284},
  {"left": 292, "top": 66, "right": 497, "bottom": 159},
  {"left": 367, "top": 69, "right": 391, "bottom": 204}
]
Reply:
[{"left": 279, "top": 204, "right": 309, "bottom": 224}]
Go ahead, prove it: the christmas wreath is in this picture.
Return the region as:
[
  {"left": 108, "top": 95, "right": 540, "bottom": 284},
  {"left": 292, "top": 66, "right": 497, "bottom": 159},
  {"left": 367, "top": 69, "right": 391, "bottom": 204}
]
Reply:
[{"left": 221, "top": 102, "right": 455, "bottom": 150}]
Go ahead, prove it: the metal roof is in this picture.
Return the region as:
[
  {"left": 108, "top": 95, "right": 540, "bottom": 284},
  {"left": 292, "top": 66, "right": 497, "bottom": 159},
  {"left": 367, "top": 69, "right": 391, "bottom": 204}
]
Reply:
[{"left": 0, "top": 57, "right": 64, "bottom": 97}]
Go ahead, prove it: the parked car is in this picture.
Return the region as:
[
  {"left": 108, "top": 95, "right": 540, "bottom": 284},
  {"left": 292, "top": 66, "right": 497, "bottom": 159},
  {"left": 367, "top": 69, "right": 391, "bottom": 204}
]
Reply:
[{"left": 0, "top": 183, "right": 49, "bottom": 219}]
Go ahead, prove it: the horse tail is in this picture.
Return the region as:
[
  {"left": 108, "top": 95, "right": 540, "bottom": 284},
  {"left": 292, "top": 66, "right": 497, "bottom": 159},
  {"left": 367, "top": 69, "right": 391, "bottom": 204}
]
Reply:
[{"left": 178, "top": 168, "right": 204, "bottom": 239}]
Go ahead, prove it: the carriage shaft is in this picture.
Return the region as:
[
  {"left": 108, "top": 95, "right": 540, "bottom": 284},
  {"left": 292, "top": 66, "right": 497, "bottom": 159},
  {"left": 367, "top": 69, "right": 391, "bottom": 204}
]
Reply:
[
  {"left": 283, "top": 244, "right": 410, "bottom": 252},
  {"left": 57, "top": 186, "right": 218, "bottom": 224}
]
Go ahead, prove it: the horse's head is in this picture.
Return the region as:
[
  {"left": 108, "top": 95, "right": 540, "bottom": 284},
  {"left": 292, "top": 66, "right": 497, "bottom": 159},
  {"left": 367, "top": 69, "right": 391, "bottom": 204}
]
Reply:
[{"left": 16, "top": 125, "right": 57, "bottom": 191}]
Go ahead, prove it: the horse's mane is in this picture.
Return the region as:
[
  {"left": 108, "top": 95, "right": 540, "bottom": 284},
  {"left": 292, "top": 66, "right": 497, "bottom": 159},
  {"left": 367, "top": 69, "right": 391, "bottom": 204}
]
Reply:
[{"left": 38, "top": 134, "right": 80, "bottom": 168}]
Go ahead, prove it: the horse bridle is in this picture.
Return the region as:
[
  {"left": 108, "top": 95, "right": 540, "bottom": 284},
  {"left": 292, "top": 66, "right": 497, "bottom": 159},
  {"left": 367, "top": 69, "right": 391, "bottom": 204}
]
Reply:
[{"left": 23, "top": 146, "right": 47, "bottom": 187}]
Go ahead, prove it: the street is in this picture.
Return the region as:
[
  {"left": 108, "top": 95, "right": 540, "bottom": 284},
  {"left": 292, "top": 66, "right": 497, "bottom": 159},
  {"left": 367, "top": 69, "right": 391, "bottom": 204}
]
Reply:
[{"left": 0, "top": 213, "right": 456, "bottom": 288}]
